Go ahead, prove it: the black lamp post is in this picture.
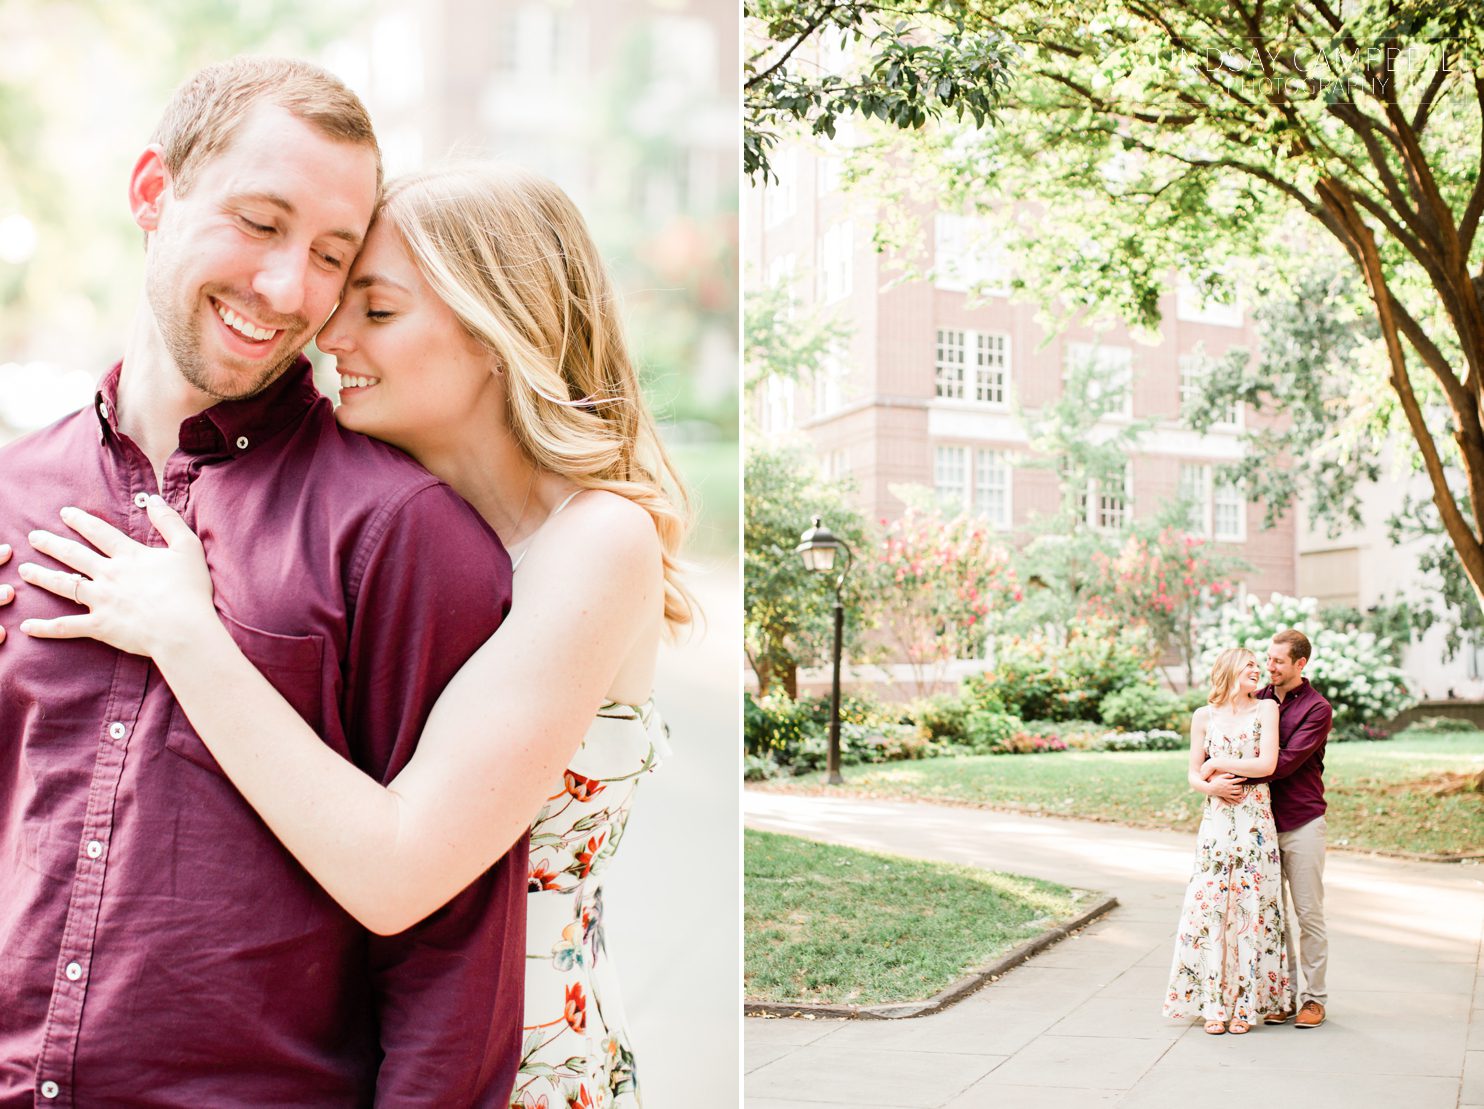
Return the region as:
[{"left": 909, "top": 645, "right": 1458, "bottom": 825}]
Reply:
[{"left": 795, "top": 515, "right": 854, "bottom": 785}]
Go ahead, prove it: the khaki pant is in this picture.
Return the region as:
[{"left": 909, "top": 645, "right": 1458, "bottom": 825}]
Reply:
[{"left": 1278, "top": 814, "right": 1328, "bottom": 1007}]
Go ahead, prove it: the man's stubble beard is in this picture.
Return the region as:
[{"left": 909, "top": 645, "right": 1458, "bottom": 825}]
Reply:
[{"left": 145, "top": 272, "right": 304, "bottom": 404}]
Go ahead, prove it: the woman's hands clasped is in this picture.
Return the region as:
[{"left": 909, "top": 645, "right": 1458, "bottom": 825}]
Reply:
[{"left": 15, "top": 497, "right": 217, "bottom": 659}]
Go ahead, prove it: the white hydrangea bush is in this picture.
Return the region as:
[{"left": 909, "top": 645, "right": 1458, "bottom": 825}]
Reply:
[{"left": 1197, "top": 593, "right": 1417, "bottom": 735}]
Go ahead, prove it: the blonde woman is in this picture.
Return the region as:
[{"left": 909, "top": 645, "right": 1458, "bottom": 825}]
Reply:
[
  {"left": 9, "top": 164, "right": 690, "bottom": 1108},
  {"left": 1163, "top": 647, "right": 1290, "bottom": 1035}
]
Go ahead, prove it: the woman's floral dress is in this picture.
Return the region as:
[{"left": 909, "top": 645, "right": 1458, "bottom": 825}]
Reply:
[
  {"left": 1164, "top": 704, "right": 1291, "bottom": 1024},
  {"left": 511, "top": 699, "right": 667, "bottom": 1109}
]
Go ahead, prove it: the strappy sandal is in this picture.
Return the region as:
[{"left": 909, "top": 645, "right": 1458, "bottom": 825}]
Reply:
[
  {"left": 1227, "top": 1020, "right": 1251, "bottom": 1034},
  {"left": 1204, "top": 1020, "right": 1226, "bottom": 1035}
]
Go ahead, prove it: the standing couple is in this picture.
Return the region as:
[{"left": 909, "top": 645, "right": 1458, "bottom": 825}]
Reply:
[
  {"left": 0, "top": 57, "right": 688, "bottom": 1106},
  {"left": 1164, "top": 630, "right": 1333, "bottom": 1035}
]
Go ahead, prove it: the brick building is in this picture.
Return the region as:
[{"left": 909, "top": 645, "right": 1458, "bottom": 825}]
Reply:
[{"left": 746, "top": 138, "right": 1299, "bottom": 644}]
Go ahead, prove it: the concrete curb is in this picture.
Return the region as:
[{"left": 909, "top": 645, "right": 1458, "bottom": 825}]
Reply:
[{"left": 745, "top": 892, "right": 1119, "bottom": 1021}]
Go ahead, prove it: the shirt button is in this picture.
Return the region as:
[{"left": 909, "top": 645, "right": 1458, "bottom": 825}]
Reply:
[
  {"left": 236, "top": 435, "right": 250, "bottom": 450},
  {"left": 86, "top": 840, "right": 104, "bottom": 859},
  {"left": 98, "top": 400, "right": 109, "bottom": 420},
  {"left": 133, "top": 492, "right": 150, "bottom": 508},
  {"left": 64, "top": 961, "right": 82, "bottom": 981},
  {"left": 108, "top": 721, "right": 127, "bottom": 740},
  {"left": 40, "top": 1081, "right": 59, "bottom": 1099}
]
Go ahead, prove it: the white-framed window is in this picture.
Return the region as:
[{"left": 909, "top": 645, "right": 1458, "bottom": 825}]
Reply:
[
  {"left": 974, "top": 450, "right": 1012, "bottom": 529},
  {"left": 650, "top": 15, "right": 717, "bottom": 92},
  {"left": 1078, "top": 463, "right": 1131, "bottom": 531},
  {"left": 1176, "top": 274, "right": 1243, "bottom": 327},
  {"left": 1467, "top": 637, "right": 1484, "bottom": 681},
  {"left": 1179, "top": 462, "right": 1246, "bottom": 541},
  {"left": 975, "top": 334, "right": 1008, "bottom": 405},
  {"left": 935, "top": 329, "right": 967, "bottom": 399},
  {"left": 1178, "top": 463, "right": 1208, "bottom": 536},
  {"left": 817, "top": 221, "right": 853, "bottom": 303},
  {"left": 1213, "top": 478, "right": 1245, "bottom": 541},
  {"left": 812, "top": 341, "right": 845, "bottom": 416},
  {"left": 934, "top": 213, "right": 1010, "bottom": 295},
  {"left": 494, "top": 4, "right": 559, "bottom": 77},
  {"left": 760, "top": 375, "right": 794, "bottom": 434},
  {"left": 767, "top": 253, "right": 798, "bottom": 317},
  {"left": 935, "top": 445, "right": 1015, "bottom": 527},
  {"left": 821, "top": 448, "right": 849, "bottom": 479},
  {"left": 763, "top": 146, "right": 798, "bottom": 227},
  {"left": 1065, "top": 341, "right": 1133, "bottom": 418},
  {"left": 934, "top": 445, "right": 968, "bottom": 505},
  {"left": 817, "top": 154, "right": 843, "bottom": 195},
  {"left": 935, "top": 329, "right": 1010, "bottom": 404},
  {"left": 1179, "top": 355, "right": 1241, "bottom": 428}
]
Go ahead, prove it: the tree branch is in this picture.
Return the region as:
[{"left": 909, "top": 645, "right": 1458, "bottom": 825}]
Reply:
[
  {"left": 1461, "top": 77, "right": 1484, "bottom": 255},
  {"left": 745, "top": 2, "right": 843, "bottom": 90},
  {"left": 1411, "top": 51, "right": 1452, "bottom": 134},
  {"left": 1316, "top": 177, "right": 1484, "bottom": 600}
]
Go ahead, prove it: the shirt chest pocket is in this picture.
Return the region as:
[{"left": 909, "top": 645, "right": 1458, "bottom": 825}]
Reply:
[{"left": 165, "top": 613, "right": 327, "bottom": 777}]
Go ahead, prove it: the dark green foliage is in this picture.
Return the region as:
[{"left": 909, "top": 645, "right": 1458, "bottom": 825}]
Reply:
[
  {"left": 1098, "top": 684, "right": 1187, "bottom": 734},
  {"left": 962, "top": 709, "right": 1024, "bottom": 754},
  {"left": 744, "top": 0, "right": 1013, "bottom": 181},
  {"left": 744, "top": 445, "right": 874, "bottom": 696},
  {"left": 977, "top": 623, "right": 1157, "bottom": 722}
]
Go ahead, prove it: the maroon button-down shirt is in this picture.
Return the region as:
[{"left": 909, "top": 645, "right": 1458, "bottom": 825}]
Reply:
[
  {"left": 1255, "top": 678, "right": 1333, "bottom": 833},
  {"left": 0, "top": 360, "right": 526, "bottom": 1107}
]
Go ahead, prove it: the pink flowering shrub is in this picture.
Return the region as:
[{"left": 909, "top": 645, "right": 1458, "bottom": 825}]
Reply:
[
  {"left": 1081, "top": 527, "right": 1240, "bottom": 681},
  {"left": 871, "top": 508, "right": 1021, "bottom": 696}
]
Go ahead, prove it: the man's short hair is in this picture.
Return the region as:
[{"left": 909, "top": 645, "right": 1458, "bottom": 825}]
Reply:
[
  {"left": 151, "top": 56, "right": 381, "bottom": 195},
  {"left": 1272, "top": 628, "right": 1312, "bottom": 663}
]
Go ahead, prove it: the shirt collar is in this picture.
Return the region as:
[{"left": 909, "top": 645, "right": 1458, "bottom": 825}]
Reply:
[
  {"left": 1261, "top": 677, "right": 1311, "bottom": 704},
  {"left": 95, "top": 356, "right": 321, "bottom": 457}
]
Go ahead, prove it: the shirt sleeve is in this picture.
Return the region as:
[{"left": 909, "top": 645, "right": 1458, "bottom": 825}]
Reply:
[
  {"left": 1252, "top": 697, "right": 1333, "bottom": 784},
  {"left": 338, "top": 481, "right": 526, "bottom": 1108}
]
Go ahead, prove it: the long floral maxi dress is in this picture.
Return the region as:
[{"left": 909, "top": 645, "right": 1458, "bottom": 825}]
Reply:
[
  {"left": 1163, "top": 704, "right": 1291, "bottom": 1024},
  {"left": 511, "top": 700, "right": 668, "bottom": 1109}
]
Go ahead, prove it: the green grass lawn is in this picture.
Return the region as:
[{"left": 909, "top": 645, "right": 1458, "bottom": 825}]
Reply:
[
  {"left": 758, "top": 730, "right": 1484, "bottom": 857},
  {"left": 744, "top": 829, "right": 1092, "bottom": 1006}
]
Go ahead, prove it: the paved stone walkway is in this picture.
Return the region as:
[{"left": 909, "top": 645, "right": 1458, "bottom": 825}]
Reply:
[
  {"left": 600, "top": 559, "right": 740, "bottom": 1107},
  {"left": 745, "top": 790, "right": 1484, "bottom": 1108}
]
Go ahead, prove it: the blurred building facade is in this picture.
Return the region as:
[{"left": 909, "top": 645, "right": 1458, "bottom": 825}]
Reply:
[
  {"left": 1298, "top": 466, "right": 1484, "bottom": 701},
  {"left": 745, "top": 138, "right": 1299, "bottom": 613},
  {"left": 328, "top": 0, "right": 740, "bottom": 414},
  {"left": 0, "top": 0, "right": 739, "bottom": 442}
]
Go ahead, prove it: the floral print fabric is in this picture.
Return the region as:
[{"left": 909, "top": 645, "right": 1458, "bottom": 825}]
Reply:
[
  {"left": 512, "top": 700, "right": 666, "bottom": 1109},
  {"left": 1164, "top": 705, "right": 1291, "bottom": 1023}
]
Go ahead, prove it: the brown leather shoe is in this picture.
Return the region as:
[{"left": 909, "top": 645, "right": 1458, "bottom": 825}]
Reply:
[
  {"left": 1295, "top": 1000, "right": 1326, "bottom": 1028},
  {"left": 1264, "top": 1009, "right": 1293, "bottom": 1025}
]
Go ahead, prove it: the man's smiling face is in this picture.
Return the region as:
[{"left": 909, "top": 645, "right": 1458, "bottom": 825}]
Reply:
[
  {"left": 140, "top": 101, "right": 378, "bottom": 402},
  {"left": 1267, "top": 638, "right": 1305, "bottom": 693}
]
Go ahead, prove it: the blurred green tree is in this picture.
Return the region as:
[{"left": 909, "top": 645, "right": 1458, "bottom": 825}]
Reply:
[{"left": 744, "top": 443, "right": 873, "bottom": 696}]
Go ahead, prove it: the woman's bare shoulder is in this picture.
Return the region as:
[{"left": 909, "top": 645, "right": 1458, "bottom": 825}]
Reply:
[
  {"left": 523, "top": 489, "right": 663, "bottom": 604},
  {"left": 550, "top": 490, "right": 660, "bottom": 558}
]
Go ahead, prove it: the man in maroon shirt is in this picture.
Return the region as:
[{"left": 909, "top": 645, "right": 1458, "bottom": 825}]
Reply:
[
  {"left": 1257, "top": 628, "right": 1334, "bottom": 1030},
  {"left": 0, "top": 58, "right": 524, "bottom": 1105}
]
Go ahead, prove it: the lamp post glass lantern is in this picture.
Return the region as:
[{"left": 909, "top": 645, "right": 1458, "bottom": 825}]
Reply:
[{"left": 795, "top": 516, "right": 853, "bottom": 785}]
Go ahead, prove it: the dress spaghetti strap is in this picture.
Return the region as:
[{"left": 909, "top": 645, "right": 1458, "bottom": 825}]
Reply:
[{"left": 510, "top": 489, "right": 584, "bottom": 572}]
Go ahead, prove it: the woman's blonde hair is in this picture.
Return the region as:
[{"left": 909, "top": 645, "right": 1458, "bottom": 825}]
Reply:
[
  {"left": 1207, "top": 647, "right": 1257, "bottom": 708},
  {"left": 379, "top": 163, "right": 695, "bottom": 629}
]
